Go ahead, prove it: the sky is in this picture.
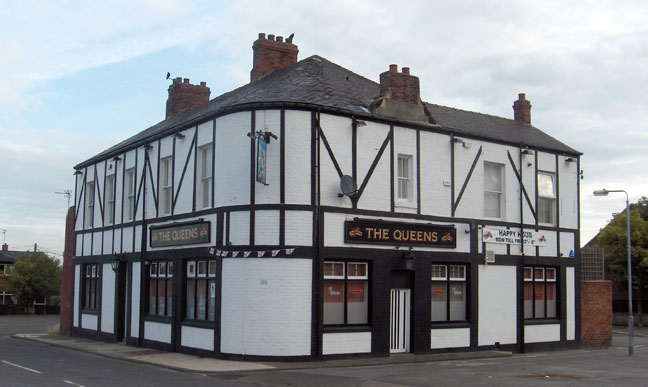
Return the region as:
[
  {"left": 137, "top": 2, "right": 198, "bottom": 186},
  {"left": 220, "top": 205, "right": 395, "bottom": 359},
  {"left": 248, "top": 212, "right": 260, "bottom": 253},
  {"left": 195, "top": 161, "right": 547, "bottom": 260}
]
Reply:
[{"left": 1, "top": 0, "right": 647, "bottom": 257}]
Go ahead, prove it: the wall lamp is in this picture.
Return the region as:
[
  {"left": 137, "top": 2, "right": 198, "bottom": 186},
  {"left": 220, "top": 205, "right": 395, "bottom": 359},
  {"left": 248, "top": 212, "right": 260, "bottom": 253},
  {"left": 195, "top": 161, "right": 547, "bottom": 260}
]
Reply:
[
  {"left": 565, "top": 157, "right": 576, "bottom": 162},
  {"left": 356, "top": 120, "right": 367, "bottom": 127},
  {"left": 451, "top": 137, "right": 471, "bottom": 149},
  {"left": 521, "top": 149, "right": 534, "bottom": 155},
  {"left": 112, "top": 156, "right": 122, "bottom": 162},
  {"left": 73, "top": 170, "right": 83, "bottom": 176},
  {"left": 110, "top": 254, "right": 126, "bottom": 272},
  {"left": 174, "top": 132, "right": 185, "bottom": 140},
  {"left": 143, "top": 144, "right": 153, "bottom": 151},
  {"left": 402, "top": 247, "right": 415, "bottom": 271}
]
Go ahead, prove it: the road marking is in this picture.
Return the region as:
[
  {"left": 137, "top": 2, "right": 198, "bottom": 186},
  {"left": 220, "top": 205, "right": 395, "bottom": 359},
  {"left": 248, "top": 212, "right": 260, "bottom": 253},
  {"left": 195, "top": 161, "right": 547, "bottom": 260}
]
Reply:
[
  {"left": 2, "top": 360, "right": 42, "bottom": 374},
  {"left": 64, "top": 380, "right": 86, "bottom": 387}
]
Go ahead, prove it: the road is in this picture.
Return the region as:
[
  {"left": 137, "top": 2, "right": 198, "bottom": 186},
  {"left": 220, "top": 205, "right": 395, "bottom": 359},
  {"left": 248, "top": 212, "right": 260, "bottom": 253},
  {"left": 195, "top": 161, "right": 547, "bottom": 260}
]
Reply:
[{"left": 1, "top": 315, "right": 647, "bottom": 386}]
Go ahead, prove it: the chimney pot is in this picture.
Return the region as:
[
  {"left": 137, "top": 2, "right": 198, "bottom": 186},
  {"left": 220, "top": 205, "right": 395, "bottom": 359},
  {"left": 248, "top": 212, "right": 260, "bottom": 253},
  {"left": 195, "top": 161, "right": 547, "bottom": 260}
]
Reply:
[
  {"left": 389, "top": 64, "right": 398, "bottom": 72},
  {"left": 166, "top": 78, "right": 210, "bottom": 119},
  {"left": 183, "top": 78, "right": 190, "bottom": 84},
  {"left": 259, "top": 33, "right": 266, "bottom": 39},
  {"left": 2, "top": 243, "right": 7, "bottom": 251},
  {"left": 200, "top": 81, "right": 206, "bottom": 87},
  {"left": 402, "top": 67, "right": 410, "bottom": 75},
  {"left": 277, "top": 36, "right": 283, "bottom": 42},
  {"left": 268, "top": 34, "right": 275, "bottom": 41},
  {"left": 380, "top": 65, "right": 421, "bottom": 104}
]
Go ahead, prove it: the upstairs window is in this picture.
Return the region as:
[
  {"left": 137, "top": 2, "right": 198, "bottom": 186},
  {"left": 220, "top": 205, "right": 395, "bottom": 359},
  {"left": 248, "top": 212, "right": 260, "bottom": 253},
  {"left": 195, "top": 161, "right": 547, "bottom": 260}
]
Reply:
[
  {"left": 125, "top": 168, "right": 135, "bottom": 221},
  {"left": 323, "top": 262, "right": 369, "bottom": 325},
  {"left": 537, "top": 172, "right": 556, "bottom": 225},
  {"left": 85, "top": 182, "right": 94, "bottom": 228},
  {"left": 160, "top": 157, "right": 172, "bottom": 216},
  {"left": 105, "top": 175, "right": 115, "bottom": 225},
  {"left": 397, "top": 154, "right": 413, "bottom": 201},
  {"left": 484, "top": 163, "right": 504, "bottom": 218},
  {"left": 198, "top": 145, "right": 213, "bottom": 209},
  {"left": 524, "top": 267, "right": 557, "bottom": 319},
  {"left": 0, "top": 264, "right": 14, "bottom": 276},
  {"left": 431, "top": 264, "right": 467, "bottom": 322}
]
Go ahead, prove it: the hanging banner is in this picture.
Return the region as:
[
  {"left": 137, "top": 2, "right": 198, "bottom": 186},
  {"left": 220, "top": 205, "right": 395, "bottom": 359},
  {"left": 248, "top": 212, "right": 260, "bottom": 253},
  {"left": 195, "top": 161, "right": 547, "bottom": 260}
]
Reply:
[
  {"left": 344, "top": 219, "right": 456, "bottom": 248},
  {"left": 150, "top": 221, "right": 210, "bottom": 247},
  {"left": 256, "top": 136, "right": 267, "bottom": 184},
  {"left": 482, "top": 227, "right": 548, "bottom": 246}
]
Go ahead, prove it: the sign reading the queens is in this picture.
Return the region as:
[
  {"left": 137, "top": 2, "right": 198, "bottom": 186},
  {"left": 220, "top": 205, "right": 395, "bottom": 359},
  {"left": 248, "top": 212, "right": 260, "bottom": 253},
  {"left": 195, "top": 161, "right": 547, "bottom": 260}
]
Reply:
[
  {"left": 150, "top": 221, "right": 210, "bottom": 247},
  {"left": 344, "top": 220, "right": 456, "bottom": 248}
]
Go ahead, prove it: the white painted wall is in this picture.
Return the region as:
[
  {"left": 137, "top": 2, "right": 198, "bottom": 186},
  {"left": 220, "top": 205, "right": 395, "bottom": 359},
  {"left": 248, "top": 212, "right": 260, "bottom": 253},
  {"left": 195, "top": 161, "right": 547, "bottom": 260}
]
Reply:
[
  {"left": 92, "top": 232, "right": 102, "bottom": 255},
  {"left": 215, "top": 111, "right": 252, "bottom": 207},
  {"left": 220, "top": 258, "right": 312, "bottom": 356},
  {"left": 356, "top": 121, "right": 391, "bottom": 212},
  {"left": 101, "top": 264, "right": 115, "bottom": 334},
  {"left": 566, "top": 267, "right": 575, "bottom": 340},
  {"left": 322, "top": 332, "right": 371, "bottom": 355},
  {"left": 130, "top": 262, "right": 140, "bottom": 338},
  {"left": 560, "top": 232, "right": 576, "bottom": 258},
  {"left": 82, "top": 233, "right": 92, "bottom": 256},
  {"left": 75, "top": 234, "right": 83, "bottom": 257},
  {"left": 228, "top": 211, "right": 250, "bottom": 245},
  {"left": 254, "top": 210, "right": 279, "bottom": 245},
  {"left": 173, "top": 126, "right": 196, "bottom": 215},
  {"left": 284, "top": 110, "right": 312, "bottom": 205},
  {"left": 419, "top": 131, "right": 451, "bottom": 217},
  {"left": 431, "top": 328, "right": 470, "bottom": 349},
  {"left": 81, "top": 313, "right": 97, "bottom": 330},
  {"left": 144, "top": 321, "right": 172, "bottom": 344},
  {"left": 524, "top": 324, "right": 560, "bottom": 343},
  {"left": 284, "top": 211, "right": 313, "bottom": 246},
  {"left": 478, "top": 265, "right": 517, "bottom": 346},
  {"left": 74, "top": 265, "right": 80, "bottom": 327},
  {"left": 181, "top": 326, "right": 214, "bottom": 351},
  {"left": 558, "top": 156, "right": 579, "bottom": 229},
  {"left": 319, "top": 114, "right": 353, "bottom": 208}
]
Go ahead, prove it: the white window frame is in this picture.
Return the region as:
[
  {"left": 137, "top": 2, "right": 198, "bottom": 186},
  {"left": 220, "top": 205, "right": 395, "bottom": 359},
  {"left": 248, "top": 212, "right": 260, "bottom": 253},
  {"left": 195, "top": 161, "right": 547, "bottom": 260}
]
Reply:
[
  {"left": 198, "top": 145, "right": 213, "bottom": 209},
  {"left": 323, "top": 261, "right": 345, "bottom": 280},
  {"left": 397, "top": 154, "right": 413, "bottom": 202},
  {"left": 105, "top": 174, "right": 115, "bottom": 225},
  {"left": 431, "top": 265, "right": 447, "bottom": 280},
  {"left": 125, "top": 168, "right": 135, "bottom": 221},
  {"left": 449, "top": 265, "right": 466, "bottom": 281},
  {"left": 537, "top": 172, "right": 556, "bottom": 225},
  {"left": 484, "top": 162, "right": 504, "bottom": 219},
  {"left": 347, "top": 262, "right": 368, "bottom": 280},
  {"left": 85, "top": 181, "right": 94, "bottom": 228},
  {"left": 160, "top": 157, "right": 172, "bottom": 216},
  {"left": 431, "top": 264, "right": 468, "bottom": 322}
]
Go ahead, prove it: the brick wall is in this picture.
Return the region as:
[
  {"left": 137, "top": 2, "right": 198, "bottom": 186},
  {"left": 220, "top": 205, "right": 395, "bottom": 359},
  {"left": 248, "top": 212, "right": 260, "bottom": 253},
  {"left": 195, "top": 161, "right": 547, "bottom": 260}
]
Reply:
[
  {"left": 60, "top": 206, "right": 75, "bottom": 335},
  {"left": 250, "top": 33, "right": 298, "bottom": 81},
  {"left": 165, "top": 78, "right": 210, "bottom": 119},
  {"left": 379, "top": 65, "right": 421, "bottom": 104},
  {"left": 581, "top": 280, "right": 612, "bottom": 347}
]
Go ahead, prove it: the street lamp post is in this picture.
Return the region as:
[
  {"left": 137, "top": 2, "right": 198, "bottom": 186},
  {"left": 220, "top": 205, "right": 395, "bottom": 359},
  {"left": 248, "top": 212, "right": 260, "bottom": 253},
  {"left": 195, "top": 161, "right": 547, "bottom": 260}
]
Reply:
[{"left": 593, "top": 188, "right": 633, "bottom": 356}]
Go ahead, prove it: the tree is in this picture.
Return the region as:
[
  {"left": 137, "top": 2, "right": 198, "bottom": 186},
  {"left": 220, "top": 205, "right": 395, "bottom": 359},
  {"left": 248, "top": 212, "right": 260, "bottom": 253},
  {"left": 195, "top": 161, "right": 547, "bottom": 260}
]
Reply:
[
  {"left": 9, "top": 252, "right": 62, "bottom": 308},
  {"left": 595, "top": 197, "right": 648, "bottom": 327}
]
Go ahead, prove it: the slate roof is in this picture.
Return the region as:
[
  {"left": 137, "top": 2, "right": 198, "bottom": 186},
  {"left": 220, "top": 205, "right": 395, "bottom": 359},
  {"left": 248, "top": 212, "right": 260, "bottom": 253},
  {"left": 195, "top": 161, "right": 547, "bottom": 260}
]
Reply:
[
  {"left": 0, "top": 250, "right": 26, "bottom": 263},
  {"left": 78, "top": 55, "right": 579, "bottom": 167}
]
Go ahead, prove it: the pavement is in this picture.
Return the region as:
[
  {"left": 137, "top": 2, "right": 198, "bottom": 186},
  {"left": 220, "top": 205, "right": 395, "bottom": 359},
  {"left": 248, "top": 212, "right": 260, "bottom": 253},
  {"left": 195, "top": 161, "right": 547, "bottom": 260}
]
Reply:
[{"left": 14, "top": 332, "right": 512, "bottom": 374}]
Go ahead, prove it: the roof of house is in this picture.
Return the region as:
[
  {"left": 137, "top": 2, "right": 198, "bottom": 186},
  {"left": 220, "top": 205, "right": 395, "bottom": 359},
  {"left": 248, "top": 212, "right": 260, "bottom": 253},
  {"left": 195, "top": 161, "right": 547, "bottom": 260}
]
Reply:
[
  {"left": 0, "top": 250, "right": 26, "bottom": 263},
  {"left": 78, "top": 55, "right": 579, "bottom": 167}
]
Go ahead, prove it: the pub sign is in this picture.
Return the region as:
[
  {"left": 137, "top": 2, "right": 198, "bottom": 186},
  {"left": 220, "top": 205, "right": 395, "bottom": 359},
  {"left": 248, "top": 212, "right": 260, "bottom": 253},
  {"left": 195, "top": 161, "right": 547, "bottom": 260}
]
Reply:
[
  {"left": 344, "top": 219, "right": 456, "bottom": 248},
  {"left": 150, "top": 221, "right": 210, "bottom": 248}
]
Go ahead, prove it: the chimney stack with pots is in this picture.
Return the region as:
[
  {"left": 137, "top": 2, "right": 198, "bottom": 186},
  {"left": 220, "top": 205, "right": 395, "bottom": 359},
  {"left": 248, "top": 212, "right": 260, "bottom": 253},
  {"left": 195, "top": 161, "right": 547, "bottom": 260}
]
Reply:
[
  {"left": 250, "top": 33, "right": 299, "bottom": 82},
  {"left": 2, "top": 243, "right": 7, "bottom": 251},
  {"left": 165, "top": 77, "right": 210, "bottom": 119},
  {"left": 379, "top": 64, "right": 421, "bottom": 104},
  {"left": 513, "top": 93, "right": 532, "bottom": 124}
]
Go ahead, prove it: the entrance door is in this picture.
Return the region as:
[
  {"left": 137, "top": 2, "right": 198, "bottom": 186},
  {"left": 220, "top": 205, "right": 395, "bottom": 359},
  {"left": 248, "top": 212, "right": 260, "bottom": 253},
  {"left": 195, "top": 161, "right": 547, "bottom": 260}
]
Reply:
[
  {"left": 115, "top": 261, "right": 128, "bottom": 342},
  {"left": 390, "top": 288, "right": 411, "bottom": 353}
]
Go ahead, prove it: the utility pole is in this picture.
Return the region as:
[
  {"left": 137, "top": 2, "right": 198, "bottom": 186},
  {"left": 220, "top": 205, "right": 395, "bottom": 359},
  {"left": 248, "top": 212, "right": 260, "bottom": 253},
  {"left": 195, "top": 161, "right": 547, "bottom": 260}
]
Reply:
[{"left": 34, "top": 243, "right": 37, "bottom": 252}]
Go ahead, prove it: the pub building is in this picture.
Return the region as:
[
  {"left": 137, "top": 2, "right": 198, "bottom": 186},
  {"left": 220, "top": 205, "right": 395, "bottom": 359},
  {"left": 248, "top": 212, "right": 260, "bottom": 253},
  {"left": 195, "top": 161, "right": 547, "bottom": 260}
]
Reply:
[{"left": 69, "top": 33, "right": 581, "bottom": 359}]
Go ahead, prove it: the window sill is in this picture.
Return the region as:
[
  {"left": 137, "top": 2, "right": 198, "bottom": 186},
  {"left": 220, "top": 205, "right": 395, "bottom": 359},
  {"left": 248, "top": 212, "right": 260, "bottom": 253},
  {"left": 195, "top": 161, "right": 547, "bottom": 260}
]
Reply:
[
  {"left": 144, "top": 315, "right": 172, "bottom": 324},
  {"left": 395, "top": 201, "right": 417, "bottom": 209},
  {"left": 431, "top": 321, "right": 470, "bottom": 329},
  {"left": 80, "top": 309, "right": 98, "bottom": 315},
  {"left": 323, "top": 325, "right": 372, "bottom": 333},
  {"left": 182, "top": 318, "right": 216, "bottom": 329},
  {"left": 524, "top": 318, "right": 560, "bottom": 325}
]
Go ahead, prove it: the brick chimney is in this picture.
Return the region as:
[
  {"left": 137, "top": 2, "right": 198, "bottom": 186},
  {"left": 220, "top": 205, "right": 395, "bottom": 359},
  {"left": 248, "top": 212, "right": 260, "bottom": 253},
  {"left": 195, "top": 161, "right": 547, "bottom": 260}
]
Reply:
[
  {"left": 370, "top": 64, "right": 432, "bottom": 123},
  {"left": 165, "top": 78, "right": 210, "bottom": 119},
  {"left": 379, "top": 64, "right": 421, "bottom": 104},
  {"left": 2, "top": 243, "right": 7, "bottom": 251},
  {"left": 513, "top": 93, "right": 532, "bottom": 124},
  {"left": 250, "top": 33, "right": 299, "bottom": 82}
]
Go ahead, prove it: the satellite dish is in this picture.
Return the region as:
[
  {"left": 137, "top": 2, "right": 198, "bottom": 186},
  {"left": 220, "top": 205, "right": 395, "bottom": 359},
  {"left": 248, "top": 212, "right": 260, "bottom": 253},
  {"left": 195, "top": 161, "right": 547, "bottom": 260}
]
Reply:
[{"left": 340, "top": 175, "right": 358, "bottom": 197}]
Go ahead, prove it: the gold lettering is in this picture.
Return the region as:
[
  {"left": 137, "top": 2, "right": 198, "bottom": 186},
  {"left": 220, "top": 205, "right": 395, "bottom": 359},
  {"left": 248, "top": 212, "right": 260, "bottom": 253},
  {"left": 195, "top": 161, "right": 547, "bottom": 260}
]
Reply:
[
  {"left": 381, "top": 228, "right": 389, "bottom": 240},
  {"left": 416, "top": 231, "right": 423, "bottom": 242},
  {"left": 366, "top": 228, "right": 375, "bottom": 239},
  {"left": 431, "top": 232, "right": 438, "bottom": 242},
  {"left": 424, "top": 232, "right": 432, "bottom": 242},
  {"left": 393, "top": 230, "right": 402, "bottom": 241}
]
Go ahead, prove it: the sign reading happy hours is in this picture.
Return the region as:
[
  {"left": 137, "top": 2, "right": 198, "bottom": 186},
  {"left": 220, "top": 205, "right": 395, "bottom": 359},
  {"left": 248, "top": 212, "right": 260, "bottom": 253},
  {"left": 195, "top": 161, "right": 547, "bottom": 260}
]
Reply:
[{"left": 482, "top": 227, "right": 547, "bottom": 247}]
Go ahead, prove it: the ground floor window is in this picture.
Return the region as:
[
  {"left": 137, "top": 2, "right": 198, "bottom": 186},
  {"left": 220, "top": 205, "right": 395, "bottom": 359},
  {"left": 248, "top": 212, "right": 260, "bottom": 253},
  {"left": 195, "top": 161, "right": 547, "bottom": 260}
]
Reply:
[
  {"left": 323, "top": 261, "right": 369, "bottom": 325},
  {"left": 185, "top": 259, "right": 217, "bottom": 321},
  {"left": 431, "top": 264, "right": 467, "bottom": 322},
  {"left": 83, "top": 263, "right": 99, "bottom": 310},
  {"left": 524, "top": 267, "right": 557, "bottom": 319},
  {"left": 0, "top": 291, "right": 15, "bottom": 305},
  {"left": 147, "top": 261, "right": 173, "bottom": 317}
]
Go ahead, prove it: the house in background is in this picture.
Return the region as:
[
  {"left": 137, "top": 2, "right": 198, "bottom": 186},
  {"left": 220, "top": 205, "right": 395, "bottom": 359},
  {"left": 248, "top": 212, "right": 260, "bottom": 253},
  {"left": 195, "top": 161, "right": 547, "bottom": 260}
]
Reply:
[
  {"left": 68, "top": 33, "right": 581, "bottom": 359},
  {"left": 0, "top": 244, "right": 25, "bottom": 311}
]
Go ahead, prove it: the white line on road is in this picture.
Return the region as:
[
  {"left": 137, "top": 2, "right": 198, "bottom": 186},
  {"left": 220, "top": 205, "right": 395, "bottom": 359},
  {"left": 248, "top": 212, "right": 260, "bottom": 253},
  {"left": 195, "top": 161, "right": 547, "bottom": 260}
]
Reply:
[
  {"left": 64, "top": 380, "right": 86, "bottom": 387},
  {"left": 2, "top": 360, "right": 42, "bottom": 374}
]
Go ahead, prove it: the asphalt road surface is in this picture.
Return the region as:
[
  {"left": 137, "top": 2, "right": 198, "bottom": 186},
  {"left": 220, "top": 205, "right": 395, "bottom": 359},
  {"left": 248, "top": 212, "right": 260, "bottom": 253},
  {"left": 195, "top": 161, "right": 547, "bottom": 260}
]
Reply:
[{"left": 1, "top": 315, "right": 647, "bottom": 386}]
